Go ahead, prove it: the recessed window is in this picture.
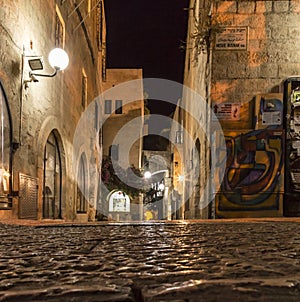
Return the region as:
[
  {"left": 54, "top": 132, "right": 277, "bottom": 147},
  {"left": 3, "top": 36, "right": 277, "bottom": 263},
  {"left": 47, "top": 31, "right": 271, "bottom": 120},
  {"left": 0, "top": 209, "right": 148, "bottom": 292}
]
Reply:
[
  {"left": 102, "top": 46, "right": 106, "bottom": 81},
  {"left": 175, "top": 130, "right": 183, "bottom": 144},
  {"left": 96, "top": 1, "right": 103, "bottom": 50},
  {"left": 55, "top": 6, "right": 65, "bottom": 48},
  {"left": 77, "top": 155, "right": 87, "bottom": 213},
  {"left": 104, "top": 100, "right": 112, "bottom": 114},
  {"left": 95, "top": 102, "right": 99, "bottom": 130},
  {"left": 109, "top": 144, "right": 119, "bottom": 161},
  {"left": 87, "top": 0, "right": 91, "bottom": 14},
  {"left": 115, "top": 100, "right": 123, "bottom": 114},
  {"left": 82, "top": 69, "right": 87, "bottom": 108}
]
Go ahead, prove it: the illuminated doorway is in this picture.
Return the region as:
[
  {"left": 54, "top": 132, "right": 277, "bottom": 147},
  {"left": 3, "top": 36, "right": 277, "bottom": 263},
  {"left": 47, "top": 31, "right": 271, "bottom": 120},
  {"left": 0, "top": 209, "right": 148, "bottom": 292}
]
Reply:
[{"left": 0, "top": 81, "right": 12, "bottom": 207}]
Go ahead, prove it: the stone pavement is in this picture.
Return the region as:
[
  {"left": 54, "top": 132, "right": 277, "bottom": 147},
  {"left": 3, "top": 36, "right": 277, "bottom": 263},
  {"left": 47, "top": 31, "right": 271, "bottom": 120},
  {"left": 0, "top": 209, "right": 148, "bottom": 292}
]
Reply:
[{"left": 0, "top": 220, "right": 300, "bottom": 301}]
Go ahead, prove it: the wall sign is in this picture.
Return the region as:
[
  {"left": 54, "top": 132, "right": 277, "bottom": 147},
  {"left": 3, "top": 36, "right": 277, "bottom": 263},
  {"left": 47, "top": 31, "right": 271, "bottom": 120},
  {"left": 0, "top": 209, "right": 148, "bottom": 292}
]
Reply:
[
  {"left": 215, "top": 27, "right": 248, "bottom": 50},
  {"left": 262, "top": 111, "right": 282, "bottom": 125},
  {"left": 213, "top": 103, "right": 240, "bottom": 120}
]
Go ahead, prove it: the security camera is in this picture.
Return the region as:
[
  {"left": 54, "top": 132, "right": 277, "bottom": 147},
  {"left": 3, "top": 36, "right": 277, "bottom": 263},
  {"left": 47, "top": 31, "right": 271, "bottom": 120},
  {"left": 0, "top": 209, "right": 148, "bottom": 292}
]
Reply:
[
  {"left": 31, "top": 74, "right": 39, "bottom": 82},
  {"left": 23, "top": 74, "right": 39, "bottom": 88}
]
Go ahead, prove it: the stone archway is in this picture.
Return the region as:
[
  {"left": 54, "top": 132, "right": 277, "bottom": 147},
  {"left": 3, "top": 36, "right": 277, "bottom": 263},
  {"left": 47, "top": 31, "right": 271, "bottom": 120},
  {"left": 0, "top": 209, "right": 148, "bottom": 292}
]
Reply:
[
  {"left": 37, "top": 117, "right": 68, "bottom": 220},
  {"left": 42, "top": 130, "right": 63, "bottom": 219},
  {"left": 0, "top": 80, "right": 12, "bottom": 207},
  {"left": 76, "top": 153, "right": 88, "bottom": 213}
]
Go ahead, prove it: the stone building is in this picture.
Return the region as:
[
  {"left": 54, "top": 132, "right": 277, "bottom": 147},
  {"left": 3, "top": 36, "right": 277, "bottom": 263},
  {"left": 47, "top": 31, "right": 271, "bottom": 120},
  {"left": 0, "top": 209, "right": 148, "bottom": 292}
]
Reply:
[
  {"left": 177, "top": 0, "right": 300, "bottom": 218},
  {"left": 0, "top": 0, "right": 106, "bottom": 222},
  {"left": 101, "top": 68, "right": 145, "bottom": 221},
  {"left": 143, "top": 137, "right": 172, "bottom": 220}
]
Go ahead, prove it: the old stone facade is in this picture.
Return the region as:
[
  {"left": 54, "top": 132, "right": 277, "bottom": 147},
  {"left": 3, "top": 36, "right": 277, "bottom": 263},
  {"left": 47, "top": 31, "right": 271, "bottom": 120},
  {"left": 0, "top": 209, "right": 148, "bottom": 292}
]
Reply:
[
  {"left": 0, "top": 0, "right": 106, "bottom": 222},
  {"left": 173, "top": 0, "right": 213, "bottom": 219},
  {"left": 102, "top": 69, "right": 144, "bottom": 169},
  {"left": 143, "top": 147, "right": 172, "bottom": 220},
  {"left": 178, "top": 0, "right": 300, "bottom": 218},
  {"left": 101, "top": 68, "right": 145, "bottom": 221}
]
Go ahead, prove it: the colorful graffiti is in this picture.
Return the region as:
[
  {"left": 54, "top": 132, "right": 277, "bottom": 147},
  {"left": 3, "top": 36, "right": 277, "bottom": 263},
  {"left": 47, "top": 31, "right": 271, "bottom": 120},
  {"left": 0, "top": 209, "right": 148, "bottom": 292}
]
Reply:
[{"left": 215, "top": 95, "right": 284, "bottom": 217}]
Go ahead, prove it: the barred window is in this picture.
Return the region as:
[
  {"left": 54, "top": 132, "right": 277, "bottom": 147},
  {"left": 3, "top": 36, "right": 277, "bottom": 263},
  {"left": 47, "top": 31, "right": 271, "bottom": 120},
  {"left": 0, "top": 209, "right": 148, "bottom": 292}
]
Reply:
[
  {"left": 115, "top": 100, "right": 123, "bottom": 114},
  {"left": 104, "top": 100, "right": 112, "bottom": 114}
]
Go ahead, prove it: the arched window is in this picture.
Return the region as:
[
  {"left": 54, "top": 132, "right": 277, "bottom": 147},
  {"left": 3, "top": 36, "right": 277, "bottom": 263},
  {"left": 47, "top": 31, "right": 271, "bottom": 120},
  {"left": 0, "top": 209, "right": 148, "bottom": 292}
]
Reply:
[
  {"left": 0, "top": 81, "right": 12, "bottom": 206},
  {"left": 77, "top": 154, "right": 87, "bottom": 213},
  {"left": 43, "top": 131, "right": 62, "bottom": 219}
]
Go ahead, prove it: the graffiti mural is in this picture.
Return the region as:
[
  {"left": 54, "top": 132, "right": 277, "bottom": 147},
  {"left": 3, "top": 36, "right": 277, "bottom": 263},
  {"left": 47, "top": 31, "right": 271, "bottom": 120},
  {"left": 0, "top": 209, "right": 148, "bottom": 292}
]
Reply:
[{"left": 215, "top": 94, "right": 284, "bottom": 217}]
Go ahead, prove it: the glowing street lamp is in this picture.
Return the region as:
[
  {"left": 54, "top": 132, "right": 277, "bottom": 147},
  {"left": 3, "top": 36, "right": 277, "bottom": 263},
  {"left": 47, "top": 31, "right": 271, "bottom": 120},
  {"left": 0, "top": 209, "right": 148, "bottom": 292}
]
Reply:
[
  {"left": 48, "top": 48, "right": 69, "bottom": 71},
  {"left": 25, "top": 48, "right": 69, "bottom": 85},
  {"left": 144, "top": 171, "right": 152, "bottom": 179},
  {"left": 143, "top": 169, "right": 169, "bottom": 179}
]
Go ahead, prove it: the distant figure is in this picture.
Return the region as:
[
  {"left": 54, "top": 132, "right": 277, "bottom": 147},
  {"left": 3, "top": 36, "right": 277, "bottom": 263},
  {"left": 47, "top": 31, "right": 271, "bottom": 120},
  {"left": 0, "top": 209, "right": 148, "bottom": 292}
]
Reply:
[{"left": 144, "top": 210, "right": 154, "bottom": 220}]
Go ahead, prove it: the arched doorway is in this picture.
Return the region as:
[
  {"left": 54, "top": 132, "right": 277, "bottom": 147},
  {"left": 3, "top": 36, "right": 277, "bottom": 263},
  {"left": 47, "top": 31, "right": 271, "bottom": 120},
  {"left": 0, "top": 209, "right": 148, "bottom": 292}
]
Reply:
[
  {"left": 43, "top": 131, "right": 62, "bottom": 219},
  {"left": 0, "top": 81, "right": 12, "bottom": 207},
  {"left": 76, "top": 154, "right": 88, "bottom": 213},
  {"left": 194, "top": 139, "right": 201, "bottom": 218}
]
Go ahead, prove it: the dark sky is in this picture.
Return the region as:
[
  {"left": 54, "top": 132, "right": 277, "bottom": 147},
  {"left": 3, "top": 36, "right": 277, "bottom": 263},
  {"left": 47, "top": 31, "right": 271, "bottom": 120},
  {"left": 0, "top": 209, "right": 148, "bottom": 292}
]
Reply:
[{"left": 104, "top": 0, "right": 189, "bottom": 116}]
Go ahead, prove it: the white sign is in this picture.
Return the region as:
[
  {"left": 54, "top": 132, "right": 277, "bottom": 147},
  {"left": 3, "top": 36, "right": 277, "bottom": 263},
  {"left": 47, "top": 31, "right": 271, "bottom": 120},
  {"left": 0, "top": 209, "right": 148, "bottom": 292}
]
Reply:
[
  {"left": 213, "top": 103, "right": 240, "bottom": 120},
  {"left": 108, "top": 190, "right": 130, "bottom": 212},
  {"left": 215, "top": 27, "right": 248, "bottom": 50},
  {"left": 262, "top": 111, "right": 282, "bottom": 125}
]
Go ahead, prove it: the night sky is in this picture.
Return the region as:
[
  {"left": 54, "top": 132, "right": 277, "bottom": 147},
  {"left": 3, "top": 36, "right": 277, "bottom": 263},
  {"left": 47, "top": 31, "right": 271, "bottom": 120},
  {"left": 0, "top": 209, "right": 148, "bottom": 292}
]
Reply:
[{"left": 104, "top": 0, "right": 189, "bottom": 116}]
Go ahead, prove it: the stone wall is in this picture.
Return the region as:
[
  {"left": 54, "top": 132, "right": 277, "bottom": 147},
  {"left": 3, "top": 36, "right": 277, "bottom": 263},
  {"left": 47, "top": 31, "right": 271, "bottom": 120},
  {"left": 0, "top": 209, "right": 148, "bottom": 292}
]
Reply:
[
  {"left": 180, "top": 0, "right": 213, "bottom": 219},
  {"left": 210, "top": 0, "right": 300, "bottom": 217},
  {"left": 101, "top": 69, "right": 144, "bottom": 221},
  {"left": 0, "top": 0, "right": 105, "bottom": 221},
  {"left": 179, "top": 0, "right": 300, "bottom": 219},
  {"left": 211, "top": 0, "right": 300, "bottom": 106},
  {"left": 102, "top": 69, "right": 144, "bottom": 169}
]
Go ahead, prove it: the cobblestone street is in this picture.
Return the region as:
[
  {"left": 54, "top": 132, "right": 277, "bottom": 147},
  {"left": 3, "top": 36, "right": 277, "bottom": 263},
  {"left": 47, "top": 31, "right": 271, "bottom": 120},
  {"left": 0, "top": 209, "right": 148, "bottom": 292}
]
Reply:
[{"left": 0, "top": 220, "right": 300, "bottom": 301}]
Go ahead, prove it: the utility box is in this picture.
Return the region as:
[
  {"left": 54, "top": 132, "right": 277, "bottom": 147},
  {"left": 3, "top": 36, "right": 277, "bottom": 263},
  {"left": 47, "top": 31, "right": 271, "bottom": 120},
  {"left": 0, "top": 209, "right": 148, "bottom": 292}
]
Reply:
[{"left": 284, "top": 77, "right": 300, "bottom": 216}]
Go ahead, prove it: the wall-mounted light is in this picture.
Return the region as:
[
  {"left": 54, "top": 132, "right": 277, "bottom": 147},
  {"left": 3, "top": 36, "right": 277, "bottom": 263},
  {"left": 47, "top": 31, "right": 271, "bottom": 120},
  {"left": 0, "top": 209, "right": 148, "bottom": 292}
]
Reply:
[
  {"left": 144, "top": 169, "right": 169, "bottom": 179},
  {"left": 28, "top": 58, "right": 43, "bottom": 71},
  {"left": 25, "top": 48, "right": 69, "bottom": 85},
  {"left": 48, "top": 48, "right": 69, "bottom": 71}
]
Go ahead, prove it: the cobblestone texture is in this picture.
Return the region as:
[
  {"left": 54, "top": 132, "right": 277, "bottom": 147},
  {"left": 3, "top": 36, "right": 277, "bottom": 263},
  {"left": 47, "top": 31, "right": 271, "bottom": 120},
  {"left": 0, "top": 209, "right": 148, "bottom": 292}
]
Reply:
[{"left": 0, "top": 221, "right": 300, "bottom": 301}]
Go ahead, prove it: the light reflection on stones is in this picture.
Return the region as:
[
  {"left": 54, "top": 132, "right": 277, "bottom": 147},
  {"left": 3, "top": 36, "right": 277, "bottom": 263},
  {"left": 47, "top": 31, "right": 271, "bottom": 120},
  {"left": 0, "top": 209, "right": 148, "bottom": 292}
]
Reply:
[{"left": 0, "top": 222, "right": 299, "bottom": 301}]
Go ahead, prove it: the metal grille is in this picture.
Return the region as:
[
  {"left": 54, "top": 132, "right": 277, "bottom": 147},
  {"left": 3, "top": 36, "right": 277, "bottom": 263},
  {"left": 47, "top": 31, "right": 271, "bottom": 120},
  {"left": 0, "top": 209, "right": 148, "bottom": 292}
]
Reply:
[{"left": 19, "top": 173, "right": 38, "bottom": 219}]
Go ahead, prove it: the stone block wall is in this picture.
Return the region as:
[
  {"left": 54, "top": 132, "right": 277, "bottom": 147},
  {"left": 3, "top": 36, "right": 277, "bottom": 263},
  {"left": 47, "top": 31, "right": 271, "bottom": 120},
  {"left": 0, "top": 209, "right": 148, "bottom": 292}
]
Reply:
[
  {"left": 211, "top": 0, "right": 300, "bottom": 107},
  {"left": 179, "top": 0, "right": 300, "bottom": 219},
  {"left": 0, "top": 0, "right": 105, "bottom": 221},
  {"left": 102, "top": 69, "right": 144, "bottom": 170}
]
